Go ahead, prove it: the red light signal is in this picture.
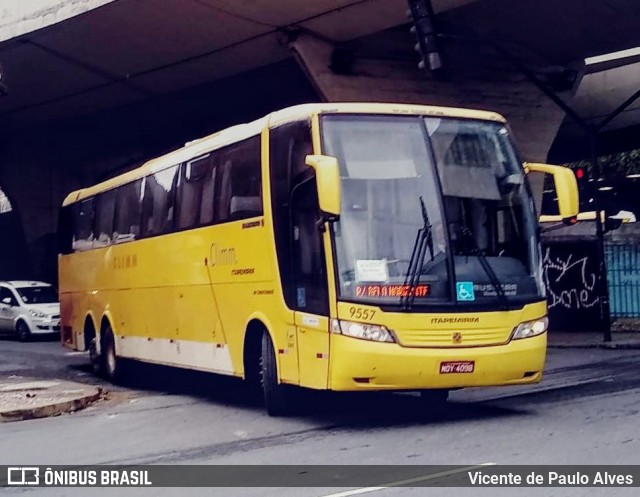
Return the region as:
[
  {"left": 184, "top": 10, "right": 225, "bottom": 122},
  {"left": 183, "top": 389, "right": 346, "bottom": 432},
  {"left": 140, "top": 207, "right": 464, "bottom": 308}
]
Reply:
[{"left": 576, "top": 168, "right": 584, "bottom": 179}]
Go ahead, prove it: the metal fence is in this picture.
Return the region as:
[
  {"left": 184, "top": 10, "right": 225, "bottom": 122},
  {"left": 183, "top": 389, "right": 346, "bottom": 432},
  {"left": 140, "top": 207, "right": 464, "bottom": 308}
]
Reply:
[{"left": 605, "top": 243, "right": 640, "bottom": 318}]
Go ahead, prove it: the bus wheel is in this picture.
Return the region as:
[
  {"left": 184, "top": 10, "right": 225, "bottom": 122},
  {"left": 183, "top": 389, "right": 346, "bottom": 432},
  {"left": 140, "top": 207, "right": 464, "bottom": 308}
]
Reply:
[
  {"left": 260, "top": 331, "right": 292, "bottom": 417},
  {"left": 419, "top": 389, "right": 449, "bottom": 408},
  {"left": 16, "top": 320, "right": 31, "bottom": 342},
  {"left": 101, "top": 326, "right": 126, "bottom": 384},
  {"left": 88, "top": 337, "right": 101, "bottom": 376}
]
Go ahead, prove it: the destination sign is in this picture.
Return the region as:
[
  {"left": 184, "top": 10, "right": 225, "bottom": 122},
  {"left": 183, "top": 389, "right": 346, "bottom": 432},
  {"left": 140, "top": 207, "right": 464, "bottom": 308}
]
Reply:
[{"left": 355, "top": 284, "right": 430, "bottom": 298}]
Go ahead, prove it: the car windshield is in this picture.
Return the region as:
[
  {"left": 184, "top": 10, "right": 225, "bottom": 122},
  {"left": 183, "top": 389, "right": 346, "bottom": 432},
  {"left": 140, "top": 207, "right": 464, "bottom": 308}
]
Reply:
[
  {"left": 321, "top": 114, "right": 543, "bottom": 308},
  {"left": 16, "top": 286, "right": 58, "bottom": 304}
]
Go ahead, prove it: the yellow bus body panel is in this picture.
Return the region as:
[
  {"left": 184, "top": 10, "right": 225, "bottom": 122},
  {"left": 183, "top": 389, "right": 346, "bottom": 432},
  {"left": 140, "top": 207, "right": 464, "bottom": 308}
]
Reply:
[
  {"left": 329, "top": 301, "right": 547, "bottom": 391},
  {"left": 59, "top": 103, "right": 548, "bottom": 394}
]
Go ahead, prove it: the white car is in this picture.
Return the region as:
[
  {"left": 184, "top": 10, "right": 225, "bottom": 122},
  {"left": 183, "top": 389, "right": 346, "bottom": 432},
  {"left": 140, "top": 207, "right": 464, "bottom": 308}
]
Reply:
[{"left": 0, "top": 281, "right": 61, "bottom": 341}]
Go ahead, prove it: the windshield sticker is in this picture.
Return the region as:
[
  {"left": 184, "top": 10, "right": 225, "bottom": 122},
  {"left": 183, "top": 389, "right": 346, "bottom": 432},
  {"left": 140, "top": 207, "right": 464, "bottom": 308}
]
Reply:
[
  {"left": 475, "top": 283, "right": 517, "bottom": 297},
  {"left": 355, "top": 259, "right": 389, "bottom": 283},
  {"left": 456, "top": 282, "right": 475, "bottom": 302},
  {"left": 296, "top": 287, "right": 306, "bottom": 308},
  {"left": 356, "top": 284, "right": 430, "bottom": 298}
]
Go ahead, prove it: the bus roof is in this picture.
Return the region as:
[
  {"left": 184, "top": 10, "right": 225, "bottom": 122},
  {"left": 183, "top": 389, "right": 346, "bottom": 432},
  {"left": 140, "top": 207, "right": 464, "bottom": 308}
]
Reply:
[{"left": 62, "top": 102, "right": 506, "bottom": 206}]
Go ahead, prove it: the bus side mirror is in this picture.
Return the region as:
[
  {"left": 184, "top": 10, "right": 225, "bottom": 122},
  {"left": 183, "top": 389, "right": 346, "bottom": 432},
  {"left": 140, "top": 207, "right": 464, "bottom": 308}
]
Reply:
[
  {"left": 305, "top": 155, "right": 341, "bottom": 220},
  {"left": 525, "top": 163, "right": 579, "bottom": 224}
]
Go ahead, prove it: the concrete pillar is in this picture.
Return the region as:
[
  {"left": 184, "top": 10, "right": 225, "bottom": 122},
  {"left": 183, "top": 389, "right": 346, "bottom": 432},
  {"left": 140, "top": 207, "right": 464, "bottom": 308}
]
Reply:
[{"left": 290, "top": 31, "right": 581, "bottom": 162}]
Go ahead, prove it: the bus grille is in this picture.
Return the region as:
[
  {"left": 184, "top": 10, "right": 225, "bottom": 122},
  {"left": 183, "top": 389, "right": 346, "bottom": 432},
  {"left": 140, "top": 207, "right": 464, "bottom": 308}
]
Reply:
[{"left": 394, "top": 327, "right": 512, "bottom": 347}]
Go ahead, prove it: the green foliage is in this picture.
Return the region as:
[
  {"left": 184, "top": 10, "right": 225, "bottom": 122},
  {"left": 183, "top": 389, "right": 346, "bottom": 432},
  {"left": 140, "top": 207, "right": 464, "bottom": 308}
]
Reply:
[{"left": 566, "top": 149, "right": 640, "bottom": 177}]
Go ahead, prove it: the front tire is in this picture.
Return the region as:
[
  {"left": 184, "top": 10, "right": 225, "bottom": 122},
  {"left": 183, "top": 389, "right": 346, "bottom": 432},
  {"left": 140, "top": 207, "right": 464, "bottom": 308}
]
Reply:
[
  {"left": 16, "top": 320, "right": 31, "bottom": 342},
  {"left": 101, "top": 326, "right": 126, "bottom": 384},
  {"left": 260, "top": 331, "right": 292, "bottom": 417}
]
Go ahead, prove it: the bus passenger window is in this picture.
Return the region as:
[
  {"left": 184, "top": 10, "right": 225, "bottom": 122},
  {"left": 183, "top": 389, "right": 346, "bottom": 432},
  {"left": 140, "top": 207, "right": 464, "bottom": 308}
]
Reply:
[
  {"left": 141, "top": 165, "right": 178, "bottom": 237},
  {"left": 199, "top": 161, "right": 217, "bottom": 226},
  {"left": 94, "top": 190, "right": 116, "bottom": 247},
  {"left": 176, "top": 155, "right": 214, "bottom": 230},
  {"left": 114, "top": 179, "right": 143, "bottom": 243},
  {"left": 216, "top": 136, "right": 262, "bottom": 222},
  {"left": 72, "top": 198, "right": 95, "bottom": 251}
]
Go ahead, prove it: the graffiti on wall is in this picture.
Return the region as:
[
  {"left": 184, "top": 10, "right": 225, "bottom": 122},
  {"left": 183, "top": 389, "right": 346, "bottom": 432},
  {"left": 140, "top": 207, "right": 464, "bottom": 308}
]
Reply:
[
  {"left": 542, "top": 241, "right": 603, "bottom": 331},
  {"left": 543, "top": 248, "right": 599, "bottom": 310}
]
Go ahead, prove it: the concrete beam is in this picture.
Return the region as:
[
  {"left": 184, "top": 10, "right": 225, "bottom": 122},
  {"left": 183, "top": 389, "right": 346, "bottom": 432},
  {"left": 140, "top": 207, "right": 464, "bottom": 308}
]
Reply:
[
  {"left": 0, "top": 0, "right": 115, "bottom": 42},
  {"left": 290, "top": 32, "right": 581, "bottom": 162}
]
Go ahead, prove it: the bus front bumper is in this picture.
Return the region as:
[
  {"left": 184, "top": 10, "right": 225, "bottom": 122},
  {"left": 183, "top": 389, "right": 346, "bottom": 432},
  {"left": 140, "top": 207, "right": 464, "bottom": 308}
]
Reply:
[{"left": 329, "top": 332, "right": 546, "bottom": 391}]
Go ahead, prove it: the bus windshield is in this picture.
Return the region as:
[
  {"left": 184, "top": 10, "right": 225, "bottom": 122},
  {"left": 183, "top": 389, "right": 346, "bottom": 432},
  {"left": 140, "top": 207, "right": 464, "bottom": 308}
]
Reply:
[{"left": 321, "top": 114, "right": 543, "bottom": 309}]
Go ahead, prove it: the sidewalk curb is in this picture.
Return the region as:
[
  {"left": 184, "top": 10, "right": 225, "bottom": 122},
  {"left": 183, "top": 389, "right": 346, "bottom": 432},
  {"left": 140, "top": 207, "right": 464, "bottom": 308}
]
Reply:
[
  {"left": 0, "top": 388, "right": 103, "bottom": 422},
  {"left": 599, "top": 341, "right": 640, "bottom": 350},
  {"left": 549, "top": 342, "right": 640, "bottom": 350},
  {"left": 548, "top": 344, "right": 600, "bottom": 349}
]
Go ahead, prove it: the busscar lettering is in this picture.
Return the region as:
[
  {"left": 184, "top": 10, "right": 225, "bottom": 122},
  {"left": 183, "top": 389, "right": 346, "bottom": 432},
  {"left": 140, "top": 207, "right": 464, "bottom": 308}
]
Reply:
[
  {"left": 231, "top": 268, "right": 255, "bottom": 276},
  {"left": 253, "top": 289, "right": 274, "bottom": 295},
  {"left": 242, "top": 220, "right": 263, "bottom": 229},
  {"left": 431, "top": 317, "right": 480, "bottom": 324}
]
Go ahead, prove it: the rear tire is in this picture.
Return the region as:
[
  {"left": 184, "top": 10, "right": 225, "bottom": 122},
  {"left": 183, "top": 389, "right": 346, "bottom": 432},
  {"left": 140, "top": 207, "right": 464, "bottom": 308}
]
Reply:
[
  {"left": 16, "top": 320, "right": 31, "bottom": 342},
  {"left": 260, "top": 331, "right": 292, "bottom": 417},
  {"left": 101, "top": 326, "right": 126, "bottom": 384},
  {"left": 89, "top": 337, "right": 101, "bottom": 376}
]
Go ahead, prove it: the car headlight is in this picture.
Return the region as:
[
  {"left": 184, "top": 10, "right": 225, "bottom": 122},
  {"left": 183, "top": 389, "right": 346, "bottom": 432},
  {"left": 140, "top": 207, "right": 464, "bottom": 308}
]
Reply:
[
  {"left": 331, "top": 319, "right": 395, "bottom": 343},
  {"left": 512, "top": 316, "right": 549, "bottom": 340},
  {"left": 28, "top": 309, "right": 47, "bottom": 319}
]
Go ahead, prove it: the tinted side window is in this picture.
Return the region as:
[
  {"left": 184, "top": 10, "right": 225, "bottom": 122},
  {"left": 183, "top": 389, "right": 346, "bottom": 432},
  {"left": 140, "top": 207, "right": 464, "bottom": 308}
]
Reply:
[
  {"left": 269, "top": 121, "right": 313, "bottom": 309},
  {"left": 216, "top": 136, "right": 262, "bottom": 222},
  {"left": 0, "top": 287, "right": 18, "bottom": 306},
  {"left": 94, "top": 190, "right": 116, "bottom": 247},
  {"left": 176, "top": 155, "right": 215, "bottom": 230},
  {"left": 73, "top": 198, "right": 94, "bottom": 251},
  {"left": 114, "top": 179, "right": 143, "bottom": 243},
  {"left": 142, "top": 165, "right": 178, "bottom": 237}
]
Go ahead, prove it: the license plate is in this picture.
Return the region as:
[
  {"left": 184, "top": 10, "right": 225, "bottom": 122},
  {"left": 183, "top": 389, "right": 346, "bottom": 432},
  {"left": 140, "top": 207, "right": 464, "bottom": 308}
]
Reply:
[{"left": 440, "top": 361, "right": 475, "bottom": 374}]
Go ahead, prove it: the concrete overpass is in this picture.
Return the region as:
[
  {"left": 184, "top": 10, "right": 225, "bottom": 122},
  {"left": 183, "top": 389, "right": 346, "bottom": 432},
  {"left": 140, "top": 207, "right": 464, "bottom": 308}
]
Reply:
[
  {"left": 552, "top": 54, "right": 640, "bottom": 162},
  {"left": 2, "top": 0, "right": 640, "bottom": 279}
]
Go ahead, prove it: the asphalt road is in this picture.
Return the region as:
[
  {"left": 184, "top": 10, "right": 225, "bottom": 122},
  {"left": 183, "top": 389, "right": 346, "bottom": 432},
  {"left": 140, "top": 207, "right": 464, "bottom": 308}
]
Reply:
[{"left": 1, "top": 336, "right": 639, "bottom": 497}]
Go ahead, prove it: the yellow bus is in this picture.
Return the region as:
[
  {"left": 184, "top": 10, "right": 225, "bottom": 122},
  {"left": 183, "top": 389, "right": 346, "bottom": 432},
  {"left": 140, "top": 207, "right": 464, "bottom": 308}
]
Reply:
[{"left": 58, "top": 103, "right": 578, "bottom": 415}]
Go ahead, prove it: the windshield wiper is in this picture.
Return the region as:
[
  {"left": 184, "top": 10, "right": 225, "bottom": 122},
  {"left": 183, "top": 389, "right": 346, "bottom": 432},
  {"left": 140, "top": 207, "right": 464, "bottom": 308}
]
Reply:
[
  {"left": 401, "top": 196, "right": 434, "bottom": 310},
  {"left": 458, "top": 208, "right": 509, "bottom": 309}
]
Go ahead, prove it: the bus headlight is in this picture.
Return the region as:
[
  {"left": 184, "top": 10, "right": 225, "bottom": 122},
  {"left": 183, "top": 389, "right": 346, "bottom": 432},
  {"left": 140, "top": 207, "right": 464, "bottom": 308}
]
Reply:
[
  {"left": 512, "top": 316, "right": 549, "bottom": 340},
  {"left": 331, "top": 319, "right": 395, "bottom": 343}
]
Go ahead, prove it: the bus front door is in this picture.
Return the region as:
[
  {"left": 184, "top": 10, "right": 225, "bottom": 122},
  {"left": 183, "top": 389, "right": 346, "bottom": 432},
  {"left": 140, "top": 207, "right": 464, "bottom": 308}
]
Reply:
[{"left": 291, "top": 180, "right": 330, "bottom": 389}]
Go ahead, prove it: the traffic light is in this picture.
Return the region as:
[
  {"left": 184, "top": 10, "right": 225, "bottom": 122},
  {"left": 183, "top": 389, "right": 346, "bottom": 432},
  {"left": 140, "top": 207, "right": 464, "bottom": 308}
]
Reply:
[
  {"left": 574, "top": 167, "right": 591, "bottom": 211},
  {"left": 407, "top": 0, "right": 443, "bottom": 72}
]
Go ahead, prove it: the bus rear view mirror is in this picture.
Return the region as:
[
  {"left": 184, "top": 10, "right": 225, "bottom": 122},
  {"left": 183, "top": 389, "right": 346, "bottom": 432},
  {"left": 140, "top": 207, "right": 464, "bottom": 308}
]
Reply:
[
  {"left": 305, "top": 155, "right": 341, "bottom": 220},
  {"left": 525, "top": 163, "right": 579, "bottom": 224}
]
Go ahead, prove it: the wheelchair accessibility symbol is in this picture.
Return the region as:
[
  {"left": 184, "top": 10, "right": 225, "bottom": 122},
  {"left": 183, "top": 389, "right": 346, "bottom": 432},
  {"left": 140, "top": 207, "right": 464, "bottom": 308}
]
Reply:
[{"left": 456, "top": 282, "right": 475, "bottom": 302}]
